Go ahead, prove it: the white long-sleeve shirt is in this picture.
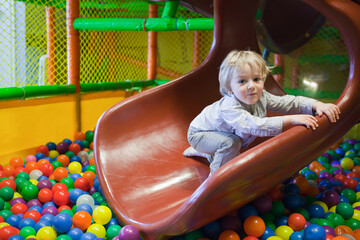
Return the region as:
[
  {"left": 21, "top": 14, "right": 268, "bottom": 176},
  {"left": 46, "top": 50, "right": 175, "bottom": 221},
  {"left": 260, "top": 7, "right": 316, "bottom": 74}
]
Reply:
[{"left": 189, "top": 90, "right": 317, "bottom": 148}]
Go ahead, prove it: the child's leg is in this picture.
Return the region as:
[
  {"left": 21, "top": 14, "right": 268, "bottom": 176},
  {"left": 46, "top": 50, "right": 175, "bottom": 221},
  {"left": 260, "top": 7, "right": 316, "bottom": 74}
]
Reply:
[
  {"left": 183, "top": 146, "right": 210, "bottom": 159},
  {"left": 188, "top": 131, "right": 241, "bottom": 174}
]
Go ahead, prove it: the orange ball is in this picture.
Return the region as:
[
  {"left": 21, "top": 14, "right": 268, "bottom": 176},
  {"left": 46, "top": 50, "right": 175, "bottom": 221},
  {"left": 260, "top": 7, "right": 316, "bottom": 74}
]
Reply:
[
  {"left": 13, "top": 167, "right": 28, "bottom": 178},
  {"left": 334, "top": 225, "right": 354, "bottom": 236},
  {"left": 53, "top": 167, "right": 69, "bottom": 182},
  {"left": 57, "top": 155, "right": 70, "bottom": 167},
  {"left": 304, "top": 186, "right": 320, "bottom": 197},
  {"left": 326, "top": 234, "right": 334, "bottom": 240},
  {"left": 332, "top": 237, "right": 351, "bottom": 240},
  {"left": 38, "top": 188, "right": 53, "bottom": 203},
  {"left": 37, "top": 159, "right": 50, "bottom": 166},
  {"left": 38, "top": 162, "right": 53, "bottom": 177},
  {"left": 292, "top": 175, "right": 310, "bottom": 194},
  {"left": 89, "top": 157, "right": 95, "bottom": 165},
  {"left": 218, "top": 230, "right": 240, "bottom": 240},
  {"left": 69, "top": 143, "right": 81, "bottom": 155},
  {"left": 243, "top": 216, "right": 265, "bottom": 237},
  {"left": 243, "top": 237, "right": 259, "bottom": 240},
  {"left": 23, "top": 210, "right": 41, "bottom": 222},
  {"left": 25, "top": 161, "right": 39, "bottom": 172},
  {"left": 288, "top": 213, "right": 306, "bottom": 231},
  {"left": 10, "top": 203, "right": 28, "bottom": 214},
  {"left": 352, "top": 166, "right": 360, "bottom": 175},
  {"left": 3, "top": 165, "right": 15, "bottom": 177},
  {"left": 73, "top": 211, "right": 92, "bottom": 231},
  {"left": 89, "top": 142, "right": 94, "bottom": 150},
  {"left": 267, "top": 184, "right": 283, "bottom": 201},
  {"left": 82, "top": 171, "right": 96, "bottom": 186},
  {"left": 9, "top": 157, "right": 24, "bottom": 168},
  {"left": 74, "top": 131, "right": 86, "bottom": 141},
  {"left": 309, "top": 161, "right": 321, "bottom": 171}
]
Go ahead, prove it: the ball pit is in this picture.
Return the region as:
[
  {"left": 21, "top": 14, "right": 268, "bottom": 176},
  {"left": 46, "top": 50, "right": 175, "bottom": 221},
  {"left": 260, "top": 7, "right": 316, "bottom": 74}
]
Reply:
[{"left": 1, "top": 134, "right": 360, "bottom": 239}]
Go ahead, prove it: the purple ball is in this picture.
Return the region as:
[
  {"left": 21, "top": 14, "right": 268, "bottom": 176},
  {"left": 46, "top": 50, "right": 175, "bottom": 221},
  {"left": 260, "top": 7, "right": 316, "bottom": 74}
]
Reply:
[
  {"left": 37, "top": 179, "right": 53, "bottom": 190},
  {"left": 354, "top": 206, "right": 360, "bottom": 210},
  {"left": 318, "top": 171, "right": 332, "bottom": 180},
  {"left": 252, "top": 195, "right": 272, "bottom": 214},
  {"left": 112, "top": 237, "right": 120, "bottom": 240},
  {"left": 89, "top": 186, "right": 96, "bottom": 195},
  {"left": 333, "top": 169, "right": 345, "bottom": 175},
  {"left": 348, "top": 139, "right": 357, "bottom": 145},
  {"left": 118, "top": 225, "right": 140, "bottom": 240},
  {"left": 322, "top": 225, "right": 336, "bottom": 236},
  {"left": 322, "top": 153, "right": 331, "bottom": 160},
  {"left": 220, "top": 215, "right": 242, "bottom": 233},
  {"left": 27, "top": 199, "right": 42, "bottom": 208},
  {"left": 56, "top": 142, "right": 69, "bottom": 154},
  {"left": 41, "top": 206, "right": 59, "bottom": 216},
  {"left": 321, "top": 190, "right": 340, "bottom": 208},
  {"left": 10, "top": 198, "right": 26, "bottom": 206}
]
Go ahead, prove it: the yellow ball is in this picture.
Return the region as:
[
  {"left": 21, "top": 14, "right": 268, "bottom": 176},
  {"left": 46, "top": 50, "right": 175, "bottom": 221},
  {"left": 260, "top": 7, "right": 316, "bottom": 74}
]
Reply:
[
  {"left": 352, "top": 209, "right": 360, "bottom": 221},
  {"left": 314, "top": 201, "right": 328, "bottom": 213},
  {"left": 340, "top": 157, "right": 354, "bottom": 170},
  {"left": 93, "top": 205, "right": 112, "bottom": 225},
  {"left": 36, "top": 226, "right": 57, "bottom": 240},
  {"left": 26, "top": 236, "right": 37, "bottom": 239},
  {"left": 48, "top": 150, "right": 59, "bottom": 159},
  {"left": 68, "top": 162, "right": 82, "bottom": 174},
  {"left": 268, "top": 237, "right": 284, "bottom": 240},
  {"left": 353, "top": 202, "right": 360, "bottom": 208},
  {"left": 12, "top": 192, "right": 22, "bottom": 199},
  {"left": 329, "top": 206, "right": 337, "bottom": 213},
  {"left": 275, "top": 225, "right": 294, "bottom": 240},
  {"left": 29, "top": 179, "right": 38, "bottom": 185},
  {"left": 87, "top": 223, "right": 106, "bottom": 238},
  {"left": 0, "top": 222, "right": 10, "bottom": 229}
]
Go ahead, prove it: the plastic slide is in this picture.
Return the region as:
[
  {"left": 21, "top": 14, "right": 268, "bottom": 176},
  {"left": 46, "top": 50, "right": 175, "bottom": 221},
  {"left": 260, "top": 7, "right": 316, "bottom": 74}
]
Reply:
[{"left": 94, "top": 0, "right": 360, "bottom": 239}]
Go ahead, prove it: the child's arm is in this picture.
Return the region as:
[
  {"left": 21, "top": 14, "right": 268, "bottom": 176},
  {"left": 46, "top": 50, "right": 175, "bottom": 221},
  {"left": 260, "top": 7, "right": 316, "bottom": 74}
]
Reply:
[
  {"left": 312, "top": 101, "right": 341, "bottom": 123},
  {"left": 282, "top": 114, "right": 319, "bottom": 130}
]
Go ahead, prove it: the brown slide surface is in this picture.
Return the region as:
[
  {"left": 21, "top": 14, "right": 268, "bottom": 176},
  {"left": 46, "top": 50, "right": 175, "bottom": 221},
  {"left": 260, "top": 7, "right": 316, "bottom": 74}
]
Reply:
[{"left": 94, "top": 0, "right": 360, "bottom": 239}]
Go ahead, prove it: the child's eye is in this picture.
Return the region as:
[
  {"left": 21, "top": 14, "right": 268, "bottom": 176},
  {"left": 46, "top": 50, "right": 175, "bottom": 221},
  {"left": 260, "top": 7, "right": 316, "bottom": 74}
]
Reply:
[
  {"left": 239, "top": 80, "right": 246, "bottom": 84},
  {"left": 254, "top": 78, "right": 261, "bottom": 82}
]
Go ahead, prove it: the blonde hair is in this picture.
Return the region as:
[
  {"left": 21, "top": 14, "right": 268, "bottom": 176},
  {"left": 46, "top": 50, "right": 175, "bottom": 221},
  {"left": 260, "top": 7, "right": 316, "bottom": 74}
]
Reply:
[{"left": 219, "top": 50, "right": 272, "bottom": 96}]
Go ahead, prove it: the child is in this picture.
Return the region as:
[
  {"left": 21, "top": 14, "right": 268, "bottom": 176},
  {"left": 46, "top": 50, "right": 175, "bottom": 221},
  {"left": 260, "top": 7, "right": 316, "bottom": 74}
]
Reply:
[{"left": 184, "top": 50, "right": 341, "bottom": 175}]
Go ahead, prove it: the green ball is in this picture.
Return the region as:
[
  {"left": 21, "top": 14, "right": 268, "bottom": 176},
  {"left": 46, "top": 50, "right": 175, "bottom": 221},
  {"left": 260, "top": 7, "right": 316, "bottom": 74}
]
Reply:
[
  {"left": 340, "top": 142, "right": 353, "bottom": 151},
  {"left": 294, "top": 208, "right": 310, "bottom": 221},
  {"left": 60, "top": 209, "right": 74, "bottom": 217},
  {"left": 309, "top": 218, "right": 319, "bottom": 224},
  {"left": 65, "top": 151, "right": 75, "bottom": 159},
  {"left": 107, "top": 225, "right": 121, "bottom": 239},
  {"left": 0, "top": 209, "right": 13, "bottom": 220},
  {"left": 18, "top": 180, "right": 31, "bottom": 193},
  {"left": 0, "top": 177, "right": 8, "bottom": 182},
  {"left": 86, "top": 165, "right": 96, "bottom": 174},
  {"left": 317, "top": 156, "right": 329, "bottom": 163},
  {"left": 60, "top": 177, "right": 74, "bottom": 189},
  {"left": 4, "top": 202, "right": 10, "bottom": 210},
  {"left": 321, "top": 163, "right": 331, "bottom": 170},
  {"left": 354, "top": 157, "right": 360, "bottom": 166},
  {"left": 316, "top": 218, "right": 334, "bottom": 228},
  {"left": 56, "top": 235, "right": 72, "bottom": 240},
  {"left": 341, "top": 189, "right": 357, "bottom": 204},
  {"left": 72, "top": 205, "right": 77, "bottom": 213},
  {"left": 50, "top": 179, "right": 57, "bottom": 185},
  {"left": 0, "top": 197, "right": 4, "bottom": 211},
  {"left": 345, "top": 151, "right": 356, "bottom": 158},
  {"left": 336, "top": 202, "right": 354, "bottom": 220},
  {"left": 19, "top": 226, "right": 36, "bottom": 238},
  {"left": 268, "top": 222, "right": 276, "bottom": 231},
  {"left": 185, "top": 229, "right": 203, "bottom": 240},
  {"left": 16, "top": 172, "right": 30, "bottom": 180},
  {"left": 85, "top": 131, "right": 94, "bottom": 143},
  {"left": 82, "top": 140, "right": 90, "bottom": 148},
  {"left": 330, "top": 167, "right": 340, "bottom": 174},
  {"left": 92, "top": 192, "right": 101, "bottom": 199},
  {"left": 326, "top": 213, "right": 345, "bottom": 227},
  {"left": 346, "top": 218, "right": 360, "bottom": 230},
  {"left": 51, "top": 160, "right": 63, "bottom": 170},
  {"left": 22, "top": 184, "right": 39, "bottom": 201},
  {"left": 271, "top": 201, "right": 285, "bottom": 217},
  {"left": 328, "top": 149, "right": 341, "bottom": 160},
  {"left": 305, "top": 196, "right": 317, "bottom": 205},
  {"left": 305, "top": 172, "right": 318, "bottom": 180},
  {"left": 300, "top": 167, "right": 311, "bottom": 175},
  {"left": 260, "top": 213, "right": 275, "bottom": 226},
  {"left": 0, "top": 186, "right": 14, "bottom": 201}
]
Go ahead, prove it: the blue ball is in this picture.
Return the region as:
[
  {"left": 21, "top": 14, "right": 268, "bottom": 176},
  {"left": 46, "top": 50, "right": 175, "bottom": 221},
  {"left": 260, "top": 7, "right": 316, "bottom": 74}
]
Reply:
[
  {"left": 8, "top": 236, "right": 25, "bottom": 240},
  {"left": 52, "top": 212, "right": 73, "bottom": 233},
  {"left": 289, "top": 231, "right": 303, "bottom": 240},
  {"left": 34, "top": 152, "right": 46, "bottom": 160},
  {"left": 34, "top": 219, "right": 52, "bottom": 231},
  {"left": 18, "top": 218, "right": 36, "bottom": 229},
  {"left": 303, "top": 224, "right": 326, "bottom": 240},
  {"left": 6, "top": 214, "right": 22, "bottom": 228},
  {"left": 275, "top": 216, "right": 288, "bottom": 227},
  {"left": 319, "top": 180, "right": 332, "bottom": 189},
  {"left": 70, "top": 173, "right": 82, "bottom": 182},
  {"left": 46, "top": 142, "right": 57, "bottom": 151},
  {"left": 28, "top": 205, "right": 42, "bottom": 213},
  {"left": 105, "top": 218, "right": 119, "bottom": 228},
  {"left": 40, "top": 213, "right": 54, "bottom": 222},
  {"left": 307, "top": 204, "right": 325, "bottom": 219},
  {"left": 201, "top": 221, "right": 222, "bottom": 239},
  {"left": 237, "top": 205, "right": 258, "bottom": 221},
  {"left": 42, "top": 201, "right": 56, "bottom": 208},
  {"left": 71, "top": 156, "right": 82, "bottom": 163},
  {"left": 284, "top": 193, "right": 305, "bottom": 210},
  {"left": 74, "top": 140, "right": 84, "bottom": 149},
  {"left": 76, "top": 203, "right": 93, "bottom": 215},
  {"left": 80, "top": 232, "right": 97, "bottom": 240},
  {"left": 283, "top": 183, "right": 301, "bottom": 195},
  {"left": 67, "top": 227, "right": 84, "bottom": 240},
  {"left": 63, "top": 138, "right": 73, "bottom": 146},
  {"left": 355, "top": 184, "right": 360, "bottom": 192},
  {"left": 260, "top": 226, "right": 275, "bottom": 240},
  {"left": 335, "top": 148, "right": 345, "bottom": 157},
  {"left": 339, "top": 195, "right": 350, "bottom": 203},
  {"left": 69, "top": 189, "right": 85, "bottom": 204}
]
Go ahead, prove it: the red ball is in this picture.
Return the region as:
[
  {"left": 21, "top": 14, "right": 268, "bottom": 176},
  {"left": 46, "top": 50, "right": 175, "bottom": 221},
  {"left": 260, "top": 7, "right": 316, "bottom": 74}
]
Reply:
[
  {"left": 74, "top": 177, "right": 90, "bottom": 191},
  {"left": 9, "top": 157, "right": 24, "bottom": 168},
  {"left": 52, "top": 183, "right": 68, "bottom": 193},
  {"left": 334, "top": 174, "right": 346, "bottom": 184},
  {"left": 0, "top": 171, "right": 6, "bottom": 179},
  {"left": 58, "top": 205, "right": 71, "bottom": 212},
  {"left": 10, "top": 203, "right": 28, "bottom": 215},
  {"left": 38, "top": 162, "right": 54, "bottom": 177},
  {"left": 38, "top": 188, "right": 53, "bottom": 203},
  {"left": 13, "top": 167, "right": 28, "bottom": 178},
  {"left": 69, "top": 143, "right": 81, "bottom": 155},
  {"left": 53, "top": 167, "right": 69, "bottom": 182},
  {"left": 53, "top": 189, "right": 69, "bottom": 206},
  {"left": 243, "top": 237, "right": 259, "bottom": 240},
  {"left": 36, "top": 145, "right": 49, "bottom": 156},
  {"left": 0, "top": 226, "right": 20, "bottom": 240},
  {"left": 288, "top": 213, "right": 306, "bottom": 231},
  {"left": 23, "top": 210, "right": 41, "bottom": 222},
  {"left": 0, "top": 179, "right": 16, "bottom": 191},
  {"left": 343, "top": 178, "right": 358, "bottom": 190}
]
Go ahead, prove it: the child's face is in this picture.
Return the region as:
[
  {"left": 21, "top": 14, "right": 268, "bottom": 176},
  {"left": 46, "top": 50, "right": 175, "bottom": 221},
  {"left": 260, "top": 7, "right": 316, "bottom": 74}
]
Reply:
[{"left": 229, "top": 64, "right": 264, "bottom": 105}]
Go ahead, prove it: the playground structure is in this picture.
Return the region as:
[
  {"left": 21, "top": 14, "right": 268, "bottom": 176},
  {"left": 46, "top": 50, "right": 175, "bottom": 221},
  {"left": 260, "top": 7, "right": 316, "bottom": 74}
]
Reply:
[{"left": 94, "top": 0, "right": 360, "bottom": 239}]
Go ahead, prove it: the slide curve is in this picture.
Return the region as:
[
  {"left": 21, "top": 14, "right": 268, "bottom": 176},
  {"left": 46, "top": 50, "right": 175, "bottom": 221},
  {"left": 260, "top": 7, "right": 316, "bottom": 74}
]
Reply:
[{"left": 94, "top": 0, "right": 360, "bottom": 239}]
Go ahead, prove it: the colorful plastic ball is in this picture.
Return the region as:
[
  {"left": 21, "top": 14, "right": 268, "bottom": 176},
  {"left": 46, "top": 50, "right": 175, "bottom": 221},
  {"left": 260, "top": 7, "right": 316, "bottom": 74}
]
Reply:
[
  {"left": 25, "top": 155, "right": 37, "bottom": 163},
  {"left": 92, "top": 205, "right": 112, "bottom": 225},
  {"left": 340, "top": 189, "right": 357, "bottom": 204},
  {"left": 19, "top": 226, "right": 36, "bottom": 238},
  {"left": 219, "top": 215, "right": 242, "bottom": 233},
  {"left": 38, "top": 163, "right": 54, "bottom": 177},
  {"left": 307, "top": 204, "right": 325, "bottom": 219},
  {"left": 38, "top": 188, "right": 53, "bottom": 203},
  {"left": 284, "top": 193, "right": 305, "bottom": 211},
  {"left": 18, "top": 218, "right": 36, "bottom": 229},
  {"left": 74, "top": 177, "right": 90, "bottom": 191},
  {"left": 5, "top": 214, "right": 22, "bottom": 228},
  {"left": 26, "top": 199, "right": 42, "bottom": 208},
  {"left": 86, "top": 223, "right": 106, "bottom": 238},
  {"left": 345, "top": 218, "right": 360, "bottom": 230},
  {"left": 10, "top": 203, "right": 28, "bottom": 215},
  {"left": 0, "top": 186, "right": 14, "bottom": 201},
  {"left": 218, "top": 230, "right": 240, "bottom": 240},
  {"left": 48, "top": 150, "right": 59, "bottom": 159},
  {"left": 334, "top": 225, "right": 354, "bottom": 236},
  {"left": 289, "top": 231, "right": 303, "bottom": 240},
  {"left": 243, "top": 216, "right": 265, "bottom": 237},
  {"left": 57, "top": 155, "right": 70, "bottom": 167},
  {"left": 67, "top": 227, "right": 84, "bottom": 240},
  {"left": 36, "top": 226, "right": 57, "bottom": 240},
  {"left": 53, "top": 189, "right": 69, "bottom": 206},
  {"left": 238, "top": 205, "right": 258, "bottom": 221},
  {"left": 274, "top": 225, "right": 294, "bottom": 240},
  {"left": 76, "top": 203, "right": 93, "bottom": 215},
  {"left": 336, "top": 202, "right": 354, "bottom": 220},
  {"left": 52, "top": 212, "right": 72, "bottom": 233},
  {"left": 288, "top": 213, "right": 306, "bottom": 231},
  {"left": 0, "top": 226, "right": 20, "bottom": 240},
  {"left": 69, "top": 143, "right": 82, "bottom": 155},
  {"left": 252, "top": 195, "right": 272, "bottom": 214},
  {"left": 321, "top": 225, "right": 336, "bottom": 236},
  {"left": 41, "top": 206, "right": 58, "bottom": 216},
  {"left": 80, "top": 232, "right": 97, "bottom": 240},
  {"left": 68, "top": 162, "right": 82, "bottom": 174},
  {"left": 321, "top": 191, "right": 340, "bottom": 208},
  {"left": 303, "top": 224, "right": 326, "bottom": 240},
  {"left": 76, "top": 194, "right": 95, "bottom": 207},
  {"left": 21, "top": 184, "right": 39, "bottom": 202},
  {"left": 60, "top": 177, "right": 74, "bottom": 189},
  {"left": 34, "top": 219, "right": 52, "bottom": 231},
  {"left": 118, "top": 225, "right": 140, "bottom": 240},
  {"left": 69, "top": 189, "right": 84, "bottom": 204},
  {"left": 340, "top": 158, "right": 354, "bottom": 170},
  {"left": 56, "top": 142, "right": 69, "bottom": 155},
  {"left": 83, "top": 171, "right": 96, "bottom": 186},
  {"left": 37, "top": 179, "right": 52, "bottom": 190},
  {"left": 53, "top": 167, "right": 68, "bottom": 182},
  {"left": 243, "top": 237, "right": 258, "bottom": 240},
  {"left": 23, "top": 210, "right": 41, "bottom": 223},
  {"left": 73, "top": 211, "right": 92, "bottom": 231}
]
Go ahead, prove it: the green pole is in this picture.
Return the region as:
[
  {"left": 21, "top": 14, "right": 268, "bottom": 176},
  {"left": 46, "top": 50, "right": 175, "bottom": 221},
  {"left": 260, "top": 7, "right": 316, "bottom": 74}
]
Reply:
[{"left": 162, "top": 0, "right": 180, "bottom": 18}]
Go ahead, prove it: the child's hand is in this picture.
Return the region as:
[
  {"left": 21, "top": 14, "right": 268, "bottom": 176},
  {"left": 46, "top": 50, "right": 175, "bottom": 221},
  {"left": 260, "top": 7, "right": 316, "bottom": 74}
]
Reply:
[
  {"left": 283, "top": 114, "right": 319, "bottom": 130},
  {"left": 313, "top": 102, "right": 341, "bottom": 123}
]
